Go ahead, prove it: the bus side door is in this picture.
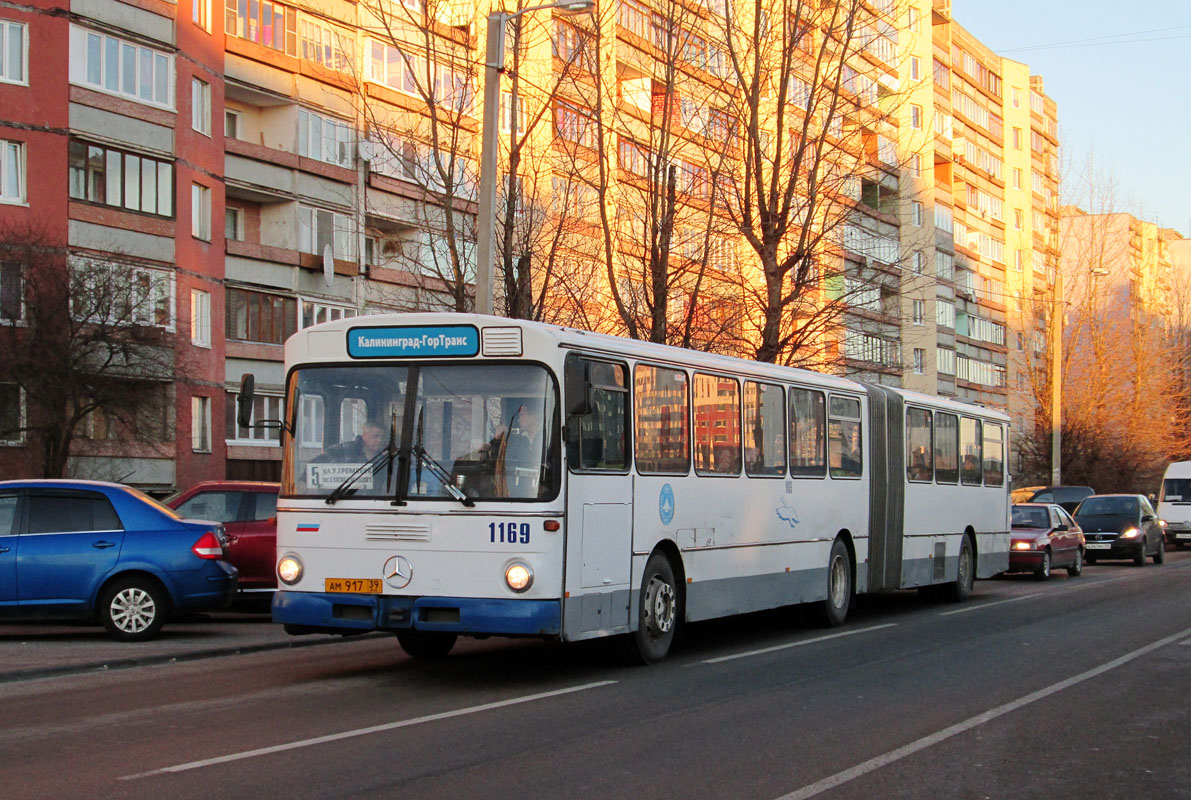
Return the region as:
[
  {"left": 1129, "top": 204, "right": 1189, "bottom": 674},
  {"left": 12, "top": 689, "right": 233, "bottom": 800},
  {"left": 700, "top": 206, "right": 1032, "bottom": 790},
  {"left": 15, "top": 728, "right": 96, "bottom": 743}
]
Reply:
[{"left": 563, "top": 357, "right": 632, "bottom": 638}]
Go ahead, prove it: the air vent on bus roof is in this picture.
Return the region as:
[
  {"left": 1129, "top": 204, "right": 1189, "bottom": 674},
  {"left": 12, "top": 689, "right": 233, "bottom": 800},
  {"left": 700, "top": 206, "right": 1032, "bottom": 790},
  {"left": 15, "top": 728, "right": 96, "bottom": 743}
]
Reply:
[{"left": 481, "top": 326, "right": 523, "bottom": 356}]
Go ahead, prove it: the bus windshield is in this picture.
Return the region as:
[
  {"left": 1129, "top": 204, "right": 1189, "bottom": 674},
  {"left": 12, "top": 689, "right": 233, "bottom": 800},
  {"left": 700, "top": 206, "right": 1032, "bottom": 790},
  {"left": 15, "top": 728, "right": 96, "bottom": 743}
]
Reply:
[{"left": 283, "top": 363, "right": 558, "bottom": 502}]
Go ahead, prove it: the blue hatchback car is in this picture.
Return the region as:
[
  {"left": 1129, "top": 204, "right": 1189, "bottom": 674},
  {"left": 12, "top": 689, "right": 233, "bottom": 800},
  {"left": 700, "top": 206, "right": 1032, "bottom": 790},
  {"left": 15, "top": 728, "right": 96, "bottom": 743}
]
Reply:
[{"left": 0, "top": 480, "right": 238, "bottom": 641}]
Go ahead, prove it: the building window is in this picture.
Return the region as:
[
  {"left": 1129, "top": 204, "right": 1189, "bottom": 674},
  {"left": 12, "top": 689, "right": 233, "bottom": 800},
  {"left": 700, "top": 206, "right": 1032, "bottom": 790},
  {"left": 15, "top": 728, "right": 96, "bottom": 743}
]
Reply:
[
  {"left": 224, "top": 0, "right": 298, "bottom": 55},
  {"left": 225, "top": 390, "right": 282, "bottom": 444},
  {"left": 910, "top": 154, "right": 922, "bottom": 178},
  {"left": 298, "top": 205, "right": 354, "bottom": 260},
  {"left": 191, "top": 289, "right": 211, "bottom": 347},
  {"left": 0, "top": 259, "right": 22, "bottom": 321},
  {"left": 936, "top": 299, "right": 955, "bottom": 329},
  {"left": 910, "top": 104, "right": 922, "bottom": 129},
  {"left": 0, "top": 139, "right": 23, "bottom": 204},
  {"left": 1013, "top": 168, "right": 1022, "bottom": 190},
  {"left": 225, "top": 109, "right": 241, "bottom": 140},
  {"left": 912, "top": 251, "right": 923, "bottom": 274},
  {"left": 1014, "top": 208, "right": 1024, "bottom": 231},
  {"left": 191, "top": 395, "right": 212, "bottom": 452},
  {"left": 909, "top": 56, "right": 919, "bottom": 81},
  {"left": 192, "top": 77, "right": 211, "bottom": 135},
  {"left": 1014, "top": 249, "right": 1024, "bottom": 272},
  {"left": 225, "top": 206, "right": 244, "bottom": 240},
  {"left": 913, "top": 299, "right": 924, "bottom": 325},
  {"left": 69, "top": 25, "right": 173, "bottom": 109},
  {"left": 226, "top": 286, "right": 296, "bottom": 344},
  {"left": 907, "top": 7, "right": 920, "bottom": 32},
  {"left": 1012, "top": 127, "right": 1022, "bottom": 149},
  {"left": 913, "top": 348, "right": 925, "bottom": 374},
  {"left": 556, "top": 101, "right": 597, "bottom": 149},
  {"left": 69, "top": 257, "right": 176, "bottom": 330},
  {"left": 68, "top": 140, "right": 173, "bottom": 217},
  {"left": 191, "top": 183, "right": 211, "bottom": 240},
  {"left": 500, "top": 92, "right": 525, "bottom": 134},
  {"left": 0, "top": 19, "right": 27, "bottom": 85},
  {"left": 297, "top": 108, "right": 353, "bottom": 168},
  {"left": 299, "top": 298, "right": 356, "bottom": 330},
  {"left": 0, "top": 383, "right": 24, "bottom": 445},
  {"left": 299, "top": 18, "right": 354, "bottom": 72},
  {"left": 911, "top": 201, "right": 923, "bottom": 227},
  {"left": 193, "top": 0, "right": 211, "bottom": 32}
]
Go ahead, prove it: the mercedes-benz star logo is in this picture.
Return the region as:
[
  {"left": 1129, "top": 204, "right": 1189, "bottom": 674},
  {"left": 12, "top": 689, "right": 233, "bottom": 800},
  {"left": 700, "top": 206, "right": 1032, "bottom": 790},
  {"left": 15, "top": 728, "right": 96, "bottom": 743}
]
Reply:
[{"left": 382, "top": 555, "right": 413, "bottom": 589}]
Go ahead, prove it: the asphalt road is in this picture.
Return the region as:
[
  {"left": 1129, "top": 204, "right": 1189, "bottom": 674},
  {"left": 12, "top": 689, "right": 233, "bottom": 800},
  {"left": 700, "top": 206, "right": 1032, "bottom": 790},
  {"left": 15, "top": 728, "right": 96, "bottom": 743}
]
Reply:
[{"left": 2, "top": 554, "right": 1190, "bottom": 800}]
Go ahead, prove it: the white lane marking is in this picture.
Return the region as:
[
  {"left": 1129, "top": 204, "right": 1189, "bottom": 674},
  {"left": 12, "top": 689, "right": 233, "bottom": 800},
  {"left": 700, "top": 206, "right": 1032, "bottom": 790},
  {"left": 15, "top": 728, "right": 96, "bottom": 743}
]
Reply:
[
  {"left": 772, "top": 626, "right": 1191, "bottom": 800},
  {"left": 937, "top": 592, "right": 1042, "bottom": 616},
  {"left": 701, "top": 624, "right": 897, "bottom": 665},
  {"left": 121, "top": 680, "right": 617, "bottom": 780}
]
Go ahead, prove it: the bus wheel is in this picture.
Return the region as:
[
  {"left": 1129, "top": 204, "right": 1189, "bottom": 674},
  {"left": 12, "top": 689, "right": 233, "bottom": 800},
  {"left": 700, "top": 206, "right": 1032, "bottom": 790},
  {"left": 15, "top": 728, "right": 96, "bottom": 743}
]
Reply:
[
  {"left": 810, "top": 538, "right": 852, "bottom": 628},
  {"left": 396, "top": 631, "right": 457, "bottom": 659},
  {"left": 629, "top": 552, "right": 680, "bottom": 664},
  {"left": 942, "top": 534, "right": 975, "bottom": 602}
]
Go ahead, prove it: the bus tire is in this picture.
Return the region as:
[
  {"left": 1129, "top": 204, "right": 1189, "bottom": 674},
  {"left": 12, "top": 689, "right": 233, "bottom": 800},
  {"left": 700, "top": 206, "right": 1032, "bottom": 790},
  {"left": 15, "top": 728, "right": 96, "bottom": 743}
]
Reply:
[
  {"left": 628, "top": 552, "right": 680, "bottom": 664},
  {"left": 810, "top": 538, "right": 852, "bottom": 628},
  {"left": 942, "top": 534, "right": 975, "bottom": 602},
  {"left": 396, "top": 630, "right": 457, "bottom": 659}
]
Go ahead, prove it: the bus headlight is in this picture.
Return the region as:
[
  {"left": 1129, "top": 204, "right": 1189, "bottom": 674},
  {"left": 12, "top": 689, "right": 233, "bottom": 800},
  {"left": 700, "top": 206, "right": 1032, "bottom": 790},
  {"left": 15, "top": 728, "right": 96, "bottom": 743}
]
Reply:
[
  {"left": 278, "top": 555, "right": 304, "bottom": 585},
  {"left": 505, "top": 562, "right": 533, "bottom": 593}
]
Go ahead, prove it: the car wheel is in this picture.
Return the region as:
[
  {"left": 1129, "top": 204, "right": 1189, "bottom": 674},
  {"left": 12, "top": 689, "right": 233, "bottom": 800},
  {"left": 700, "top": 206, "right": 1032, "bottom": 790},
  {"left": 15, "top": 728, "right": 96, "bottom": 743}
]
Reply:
[
  {"left": 396, "top": 631, "right": 457, "bottom": 659},
  {"left": 809, "top": 538, "right": 852, "bottom": 627},
  {"left": 1134, "top": 541, "right": 1147, "bottom": 567},
  {"left": 1153, "top": 536, "right": 1165, "bottom": 565},
  {"left": 1066, "top": 548, "right": 1083, "bottom": 577},
  {"left": 941, "top": 534, "right": 976, "bottom": 602},
  {"left": 100, "top": 577, "right": 169, "bottom": 642},
  {"left": 1035, "top": 549, "right": 1051, "bottom": 581},
  {"left": 627, "top": 551, "right": 681, "bottom": 664}
]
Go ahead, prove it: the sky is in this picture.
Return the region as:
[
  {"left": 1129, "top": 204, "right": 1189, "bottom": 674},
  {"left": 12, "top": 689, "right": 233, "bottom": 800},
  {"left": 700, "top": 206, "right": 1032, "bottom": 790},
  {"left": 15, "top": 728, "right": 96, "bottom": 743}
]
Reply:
[{"left": 951, "top": 1, "right": 1191, "bottom": 237}]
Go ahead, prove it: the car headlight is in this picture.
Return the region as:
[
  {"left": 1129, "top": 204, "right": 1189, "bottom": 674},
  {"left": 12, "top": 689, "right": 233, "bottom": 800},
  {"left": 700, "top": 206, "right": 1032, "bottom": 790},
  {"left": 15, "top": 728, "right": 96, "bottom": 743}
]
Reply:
[
  {"left": 505, "top": 561, "right": 533, "bottom": 593},
  {"left": 278, "top": 555, "right": 304, "bottom": 585},
  {"left": 1120, "top": 527, "right": 1141, "bottom": 539}
]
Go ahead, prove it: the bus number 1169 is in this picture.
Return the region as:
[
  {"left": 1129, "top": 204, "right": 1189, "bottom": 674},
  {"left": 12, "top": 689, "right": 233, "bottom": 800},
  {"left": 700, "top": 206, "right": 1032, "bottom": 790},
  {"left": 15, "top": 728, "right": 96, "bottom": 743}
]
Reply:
[{"left": 490, "top": 521, "right": 530, "bottom": 545}]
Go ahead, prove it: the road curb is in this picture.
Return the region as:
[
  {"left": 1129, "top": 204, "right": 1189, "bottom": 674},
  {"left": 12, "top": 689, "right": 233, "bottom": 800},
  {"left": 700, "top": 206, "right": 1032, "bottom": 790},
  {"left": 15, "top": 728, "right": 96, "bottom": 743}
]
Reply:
[{"left": 0, "top": 631, "right": 390, "bottom": 685}]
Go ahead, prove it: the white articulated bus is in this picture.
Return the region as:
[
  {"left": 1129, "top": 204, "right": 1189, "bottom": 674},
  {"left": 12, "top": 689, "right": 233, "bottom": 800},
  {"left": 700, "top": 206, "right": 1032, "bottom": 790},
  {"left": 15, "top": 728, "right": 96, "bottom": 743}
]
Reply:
[{"left": 245, "top": 313, "right": 1009, "bottom": 663}]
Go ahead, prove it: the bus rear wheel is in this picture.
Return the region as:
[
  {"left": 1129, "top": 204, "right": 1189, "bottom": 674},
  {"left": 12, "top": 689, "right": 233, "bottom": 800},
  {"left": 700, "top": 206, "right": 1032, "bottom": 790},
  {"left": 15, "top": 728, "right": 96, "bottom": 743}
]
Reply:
[
  {"left": 396, "top": 630, "right": 457, "bottom": 659},
  {"left": 942, "top": 534, "right": 975, "bottom": 602},
  {"left": 628, "top": 552, "right": 680, "bottom": 664},
  {"left": 809, "top": 538, "right": 851, "bottom": 628}
]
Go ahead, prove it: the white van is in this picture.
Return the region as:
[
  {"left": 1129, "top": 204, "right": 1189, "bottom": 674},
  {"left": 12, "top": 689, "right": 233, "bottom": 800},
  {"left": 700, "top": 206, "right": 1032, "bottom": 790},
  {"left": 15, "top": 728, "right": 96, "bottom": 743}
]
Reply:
[{"left": 1157, "top": 461, "right": 1191, "bottom": 547}]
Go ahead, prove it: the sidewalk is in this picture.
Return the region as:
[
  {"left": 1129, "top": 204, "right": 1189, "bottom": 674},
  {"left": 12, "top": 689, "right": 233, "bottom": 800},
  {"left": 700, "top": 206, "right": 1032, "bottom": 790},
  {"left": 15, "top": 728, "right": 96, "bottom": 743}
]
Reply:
[{"left": 0, "top": 607, "right": 376, "bottom": 683}]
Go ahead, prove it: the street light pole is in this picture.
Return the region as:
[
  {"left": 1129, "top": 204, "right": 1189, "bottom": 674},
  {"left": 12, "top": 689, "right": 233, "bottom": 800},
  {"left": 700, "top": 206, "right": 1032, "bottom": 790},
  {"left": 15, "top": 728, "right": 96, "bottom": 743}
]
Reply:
[{"left": 473, "top": 0, "right": 594, "bottom": 316}]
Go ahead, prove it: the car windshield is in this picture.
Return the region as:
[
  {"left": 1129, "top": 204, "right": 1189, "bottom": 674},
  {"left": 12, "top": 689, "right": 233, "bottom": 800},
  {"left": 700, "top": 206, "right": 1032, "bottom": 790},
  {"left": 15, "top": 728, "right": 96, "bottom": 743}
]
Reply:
[
  {"left": 1012, "top": 506, "right": 1050, "bottom": 528},
  {"left": 1076, "top": 496, "right": 1138, "bottom": 517},
  {"left": 1161, "top": 478, "right": 1191, "bottom": 502},
  {"left": 283, "top": 363, "right": 558, "bottom": 502}
]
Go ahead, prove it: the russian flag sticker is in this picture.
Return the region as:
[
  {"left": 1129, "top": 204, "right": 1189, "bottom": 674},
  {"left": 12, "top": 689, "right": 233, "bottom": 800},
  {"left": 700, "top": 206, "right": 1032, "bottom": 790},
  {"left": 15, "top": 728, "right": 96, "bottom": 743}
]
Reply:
[{"left": 296, "top": 523, "right": 320, "bottom": 533}]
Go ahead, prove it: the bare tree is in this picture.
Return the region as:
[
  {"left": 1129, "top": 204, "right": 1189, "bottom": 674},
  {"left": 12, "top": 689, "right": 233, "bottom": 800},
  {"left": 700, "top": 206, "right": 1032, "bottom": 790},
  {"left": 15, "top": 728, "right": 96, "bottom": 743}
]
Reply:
[{"left": 0, "top": 222, "right": 177, "bottom": 478}]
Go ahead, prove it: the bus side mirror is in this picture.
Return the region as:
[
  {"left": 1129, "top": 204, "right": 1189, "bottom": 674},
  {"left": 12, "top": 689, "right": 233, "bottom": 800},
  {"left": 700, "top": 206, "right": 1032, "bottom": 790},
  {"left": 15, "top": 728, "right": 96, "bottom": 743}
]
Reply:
[
  {"left": 237, "top": 374, "right": 255, "bottom": 430},
  {"left": 565, "top": 361, "right": 592, "bottom": 417}
]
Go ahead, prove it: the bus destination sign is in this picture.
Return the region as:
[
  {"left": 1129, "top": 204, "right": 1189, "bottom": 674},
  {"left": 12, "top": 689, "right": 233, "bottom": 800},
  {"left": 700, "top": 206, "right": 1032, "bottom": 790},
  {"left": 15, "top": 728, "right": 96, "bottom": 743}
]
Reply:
[{"left": 347, "top": 325, "right": 480, "bottom": 359}]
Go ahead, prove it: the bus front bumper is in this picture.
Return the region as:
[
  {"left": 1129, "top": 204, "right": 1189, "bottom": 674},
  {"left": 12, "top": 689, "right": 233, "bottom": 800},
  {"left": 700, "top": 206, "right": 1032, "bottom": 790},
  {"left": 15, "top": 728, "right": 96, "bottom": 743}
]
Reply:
[{"left": 272, "top": 590, "right": 561, "bottom": 637}]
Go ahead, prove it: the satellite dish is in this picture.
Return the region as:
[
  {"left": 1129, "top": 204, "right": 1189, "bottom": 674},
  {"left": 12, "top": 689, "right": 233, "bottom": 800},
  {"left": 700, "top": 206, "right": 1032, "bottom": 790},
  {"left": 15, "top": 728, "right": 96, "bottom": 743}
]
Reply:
[{"left": 322, "top": 244, "right": 334, "bottom": 287}]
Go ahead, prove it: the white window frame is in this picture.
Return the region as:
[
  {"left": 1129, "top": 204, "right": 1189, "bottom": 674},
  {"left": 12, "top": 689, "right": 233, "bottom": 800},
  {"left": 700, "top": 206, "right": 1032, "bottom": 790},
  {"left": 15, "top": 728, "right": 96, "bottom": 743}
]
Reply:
[
  {"left": 297, "top": 108, "right": 354, "bottom": 168},
  {"left": 68, "top": 24, "right": 174, "bottom": 110},
  {"left": 193, "top": 0, "right": 212, "bottom": 32},
  {"left": 911, "top": 201, "right": 923, "bottom": 227},
  {"left": 913, "top": 348, "right": 925, "bottom": 374},
  {"left": 192, "top": 77, "right": 211, "bottom": 136},
  {"left": 225, "top": 205, "right": 244, "bottom": 241},
  {"left": 191, "top": 395, "right": 212, "bottom": 452},
  {"left": 912, "top": 299, "right": 924, "bottom": 325},
  {"left": 299, "top": 297, "right": 356, "bottom": 330},
  {"left": 69, "top": 256, "right": 177, "bottom": 331},
  {"left": 227, "top": 391, "right": 283, "bottom": 445},
  {"left": 909, "top": 56, "right": 920, "bottom": 82},
  {"left": 0, "top": 19, "right": 29, "bottom": 85},
  {"left": 0, "top": 139, "right": 24, "bottom": 204},
  {"left": 190, "top": 288, "right": 211, "bottom": 348},
  {"left": 224, "top": 108, "right": 241, "bottom": 140},
  {"left": 0, "top": 383, "right": 25, "bottom": 445},
  {"left": 910, "top": 104, "right": 922, "bottom": 130},
  {"left": 191, "top": 183, "right": 211, "bottom": 241},
  {"left": 298, "top": 205, "right": 354, "bottom": 260}
]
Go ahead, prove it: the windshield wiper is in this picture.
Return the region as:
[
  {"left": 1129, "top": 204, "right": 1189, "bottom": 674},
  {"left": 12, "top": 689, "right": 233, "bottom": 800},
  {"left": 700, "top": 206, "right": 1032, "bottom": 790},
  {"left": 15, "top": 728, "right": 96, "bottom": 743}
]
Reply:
[
  {"left": 326, "top": 413, "right": 399, "bottom": 505},
  {"left": 413, "top": 445, "right": 475, "bottom": 507}
]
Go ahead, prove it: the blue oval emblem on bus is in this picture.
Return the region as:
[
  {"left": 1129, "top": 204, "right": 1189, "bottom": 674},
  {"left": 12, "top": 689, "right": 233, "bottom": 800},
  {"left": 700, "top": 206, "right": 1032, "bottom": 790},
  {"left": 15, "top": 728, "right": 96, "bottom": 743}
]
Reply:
[
  {"left": 347, "top": 325, "right": 479, "bottom": 359},
  {"left": 659, "top": 483, "right": 675, "bottom": 526}
]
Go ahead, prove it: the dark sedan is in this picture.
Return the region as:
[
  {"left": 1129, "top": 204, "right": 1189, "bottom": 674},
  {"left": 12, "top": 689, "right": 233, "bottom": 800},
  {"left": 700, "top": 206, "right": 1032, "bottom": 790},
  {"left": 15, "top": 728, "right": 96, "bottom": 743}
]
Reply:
[
  {"left": 0, "top": 480, "right": 237, "bottom": 640},
  {"left": 1073, "top": 494, "right": 1165, "bottom": 566},
  {"left": 1009, "top": 503, "right": 1085, "bottom": 579}
]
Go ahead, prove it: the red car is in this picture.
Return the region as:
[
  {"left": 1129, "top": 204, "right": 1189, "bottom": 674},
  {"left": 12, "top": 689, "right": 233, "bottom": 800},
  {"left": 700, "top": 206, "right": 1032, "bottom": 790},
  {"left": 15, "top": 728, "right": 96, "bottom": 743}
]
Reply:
[
  {"left": 166, "top": 481, "right": 279, "bottom": 592},
  {"left": 1009, "top": 502, "right": 1085, "bottom": 579}
]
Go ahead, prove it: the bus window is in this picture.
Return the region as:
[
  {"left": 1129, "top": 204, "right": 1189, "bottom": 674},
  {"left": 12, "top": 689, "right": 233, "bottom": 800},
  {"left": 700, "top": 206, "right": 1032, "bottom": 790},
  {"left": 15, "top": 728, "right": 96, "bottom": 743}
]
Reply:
[
  {"left": 906, "top": 407, "right": 933, "bottom": 482},
  {"left": 934, "top": 412, "right": 959, "bottom": 484},
  {"left": 960, "top": 417, "right": 982, "bottom": 485},
  {"left": 567, "top": 357, "right": 628, "bottom": 471},
  {"left": 828, "top": 395, "right": 862, "bottom": 479},
  {"left": 744, "top": 381, "right": 785, "bottom": 477},
  {"left": 982, "top": 422, "right": 1004, "bottom": 486},
  {"left": 693, "top": 373, "right": 741, "bottom": 476},
  {"left": 634, "top": 364, "right": 689, "bottom": 474},
  {"left": 789, "top": 387, "right": 826, "bottom": 478}
]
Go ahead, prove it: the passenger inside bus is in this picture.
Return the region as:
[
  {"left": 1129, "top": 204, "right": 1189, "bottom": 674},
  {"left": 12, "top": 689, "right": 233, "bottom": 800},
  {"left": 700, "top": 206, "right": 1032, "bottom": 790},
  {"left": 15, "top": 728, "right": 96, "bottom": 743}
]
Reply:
[{"left": 313, "top": 422, "right": 386, "bottom": 464}]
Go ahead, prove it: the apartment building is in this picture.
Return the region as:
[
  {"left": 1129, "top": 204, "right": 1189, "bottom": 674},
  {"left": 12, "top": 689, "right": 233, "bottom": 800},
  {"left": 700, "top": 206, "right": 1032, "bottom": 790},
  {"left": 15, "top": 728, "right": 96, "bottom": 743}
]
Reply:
[{"left": 0, "top": 0, "right": 1060, "bottom": 489}]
